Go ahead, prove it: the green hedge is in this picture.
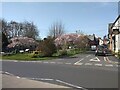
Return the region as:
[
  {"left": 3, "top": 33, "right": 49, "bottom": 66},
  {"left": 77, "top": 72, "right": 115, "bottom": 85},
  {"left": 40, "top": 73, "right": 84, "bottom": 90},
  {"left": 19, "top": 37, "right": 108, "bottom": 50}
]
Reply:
[{"left": 57, "top": 50, "right": 67, "bottom": 56}]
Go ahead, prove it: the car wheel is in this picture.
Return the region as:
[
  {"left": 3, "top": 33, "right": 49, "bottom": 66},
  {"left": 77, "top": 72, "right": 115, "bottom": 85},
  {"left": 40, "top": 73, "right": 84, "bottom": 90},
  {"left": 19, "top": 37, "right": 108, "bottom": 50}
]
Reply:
[{"left": 95, "top": 53, "right": 97, "bottom": 56}]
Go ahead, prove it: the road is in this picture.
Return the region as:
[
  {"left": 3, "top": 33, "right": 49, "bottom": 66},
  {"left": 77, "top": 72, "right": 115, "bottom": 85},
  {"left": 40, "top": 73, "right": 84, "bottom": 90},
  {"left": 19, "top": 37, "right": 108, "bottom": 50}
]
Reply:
[{"left": 2, "top": 52, "right": 120, "bottom": 89}]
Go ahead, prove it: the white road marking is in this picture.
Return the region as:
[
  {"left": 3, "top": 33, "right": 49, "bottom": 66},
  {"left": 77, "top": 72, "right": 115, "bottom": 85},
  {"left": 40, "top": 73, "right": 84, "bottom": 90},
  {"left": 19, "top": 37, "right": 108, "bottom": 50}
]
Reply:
[
  {"left": 65, "top": 63, "right": 71, "bottom": 64},
  {"left": 14, "top": 60, "right": 18, "bottom": 62},
  {"left": 105, "top": 57, "right": 112, "bottom": 63},
  {"left": 19, "top": 61, "right": 26, "bottom": 63},
  {"left": 74, "top": 58, "right": 84, "bottom": 65},
  {"left": 16, "top": 76, "right": 20, "bottom": 78},
  {"left": 43, "top": 62, "right": 49, "bottom": 63},
  {"left": 90, "top": 57, "right": 100, "bottom": 62},
  {"left": 105, "top": 64, "right": 113, "bottom": 67},
  {"left": 38, "top": 61, "right": 42, "bottom": 63},
  {"left": 85, "top": 63, "right": 92, "bottom": 65},
  {"left": 56, "top": 79, "right": 83, "bottom": 89},
  {"left": 94, "top": 64, "right": 102, "bottom": 66},
  {"left": 31, "top": 61, "right": 38, "bottom": 63},
  {"left": 104, "top": 57, "right": 107, "bottom": 62},
  {"left": 86, "top": 55, "right": 91, "bottom": 57},
  {"left": 104, "top": 57, "right": 118, "bottom": 64},
  {"left": 74, "top": 63, "right": 83, "bottom": 65},
  {"left": 40, "top": 78, "right": 54, "bottom": 81},
  {"left": 50, "top": 62, "right": 56, "bottom": 64},
  {"left": 4, "top": 72, "right": 14, "bottom": 76},
  {"left": 57, "top": 59, "right": 64, "bottom": 61},
  {"left": 57, "top": 62, "right": 63, "bottom": 64}
]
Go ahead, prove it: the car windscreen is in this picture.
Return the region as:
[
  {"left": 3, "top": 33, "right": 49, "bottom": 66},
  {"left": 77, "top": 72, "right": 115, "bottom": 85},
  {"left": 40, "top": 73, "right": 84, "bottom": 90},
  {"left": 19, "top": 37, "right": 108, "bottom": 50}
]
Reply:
[{"left": 98, "top": 46, "right": 104, "bottom": 50}]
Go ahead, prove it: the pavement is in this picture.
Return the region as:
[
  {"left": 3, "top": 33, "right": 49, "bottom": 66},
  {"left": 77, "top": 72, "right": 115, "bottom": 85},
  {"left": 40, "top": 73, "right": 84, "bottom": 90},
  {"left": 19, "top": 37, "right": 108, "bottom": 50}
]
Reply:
[{"left": 2, "top": 73, "right": 69, "bottom": 88}]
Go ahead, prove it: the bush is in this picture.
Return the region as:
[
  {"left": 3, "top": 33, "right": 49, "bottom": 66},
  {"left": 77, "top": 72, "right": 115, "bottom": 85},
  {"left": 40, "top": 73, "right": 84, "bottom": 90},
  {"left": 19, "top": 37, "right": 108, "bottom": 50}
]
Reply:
[
  {"left": 58, "top": 50, "right": 67, "bottom": 56},
  {"left": 31, "top": 51, "right": 44, "bottom": 58},
  {"left": 36, "top": 37, "right": 57, "bottom": 57}
]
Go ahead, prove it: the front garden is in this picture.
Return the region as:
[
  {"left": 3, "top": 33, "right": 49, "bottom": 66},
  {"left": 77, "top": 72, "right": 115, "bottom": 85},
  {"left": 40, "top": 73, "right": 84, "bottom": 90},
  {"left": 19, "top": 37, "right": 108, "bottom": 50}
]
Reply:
[
  {"left": 1, "top": 48, "right": 87, "bottom": 61},
  {"left": 1, "top": 32, "right": 90, "bottom": 61}
]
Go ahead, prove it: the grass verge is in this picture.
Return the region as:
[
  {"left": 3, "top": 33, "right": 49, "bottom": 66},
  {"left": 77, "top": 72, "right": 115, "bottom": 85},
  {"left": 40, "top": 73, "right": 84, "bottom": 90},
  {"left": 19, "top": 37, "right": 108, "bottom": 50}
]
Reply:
[
  {"left": 1, "top": 53, "right": 57, "bottom": 61},
  {"left": 1, "top": 49, "right": 87, "bottom": 61}
]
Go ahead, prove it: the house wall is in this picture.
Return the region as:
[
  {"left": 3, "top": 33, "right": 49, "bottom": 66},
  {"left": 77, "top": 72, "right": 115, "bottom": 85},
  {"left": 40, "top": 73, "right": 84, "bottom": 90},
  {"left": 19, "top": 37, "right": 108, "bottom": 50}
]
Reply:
[
  {"left": 118, "top": 34, "right": 120, "bottom": 51},
  {"left": 112, "top": 35, "right": 115, "bottom": 52},
  {"left": 115, "top": 35, "right": 118, "bottom": 53},
  {"left": 108, "top": 23, "right": 113, "bottom": 51},
  {"left": 99, "top": 39, "right": 103, "bottom": 45},
  {"left": 111, "top": 16, "right": 120, "bottom": 53}
]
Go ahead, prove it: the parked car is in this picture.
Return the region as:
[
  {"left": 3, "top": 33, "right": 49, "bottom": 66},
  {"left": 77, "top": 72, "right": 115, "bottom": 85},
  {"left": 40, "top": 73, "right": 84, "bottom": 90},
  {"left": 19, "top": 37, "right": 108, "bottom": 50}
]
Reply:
[
  {"left": 91, "top": 45, "right": 96, "bottom": 51},
  {"left": 95, "top": 45, "right": 109, "bottom": 56}
]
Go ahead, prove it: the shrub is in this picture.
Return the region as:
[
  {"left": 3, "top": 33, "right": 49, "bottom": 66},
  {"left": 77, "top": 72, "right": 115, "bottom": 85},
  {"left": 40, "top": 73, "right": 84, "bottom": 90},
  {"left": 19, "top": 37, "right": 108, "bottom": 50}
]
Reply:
[
  {"left": 58, "top": 50, "right": 67, "bottom": 56},
  {"left": 31, "top": 51, "right": 44, "bottom": 58},
  {"left": 67, "top": 48, "right": 82, "bottom": 56},
  {"left": 36, "top": 37, "right": 57, "bottom": 57}
]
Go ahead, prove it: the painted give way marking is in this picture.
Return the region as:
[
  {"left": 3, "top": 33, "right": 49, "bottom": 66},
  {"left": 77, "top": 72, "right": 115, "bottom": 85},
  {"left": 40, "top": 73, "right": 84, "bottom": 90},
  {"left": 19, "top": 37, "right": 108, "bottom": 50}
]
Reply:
[{"left": 90, "top": 57, "right": 100, "bottom": 62}]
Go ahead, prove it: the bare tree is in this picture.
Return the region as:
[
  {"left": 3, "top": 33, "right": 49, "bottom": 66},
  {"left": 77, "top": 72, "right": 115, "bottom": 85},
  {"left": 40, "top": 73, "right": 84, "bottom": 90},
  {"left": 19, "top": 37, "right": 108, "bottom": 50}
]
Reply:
[
  {"left": 0, "top": 19, "right": 39, "bottom": 39},
  {"left": 9, "top": 21, "right": 19, "bottom": 37},
  {"left": 49, "top": 21, "right": 65, "bottom": 38},
  {"left": 0, "top": 19, "right": 8, "bottom": 35},
  {"left": 22, "top": 21, "right": 39, "bottom": 39},
  {"left": 76, "top": 30, "right": 85, "bottom": 35}
]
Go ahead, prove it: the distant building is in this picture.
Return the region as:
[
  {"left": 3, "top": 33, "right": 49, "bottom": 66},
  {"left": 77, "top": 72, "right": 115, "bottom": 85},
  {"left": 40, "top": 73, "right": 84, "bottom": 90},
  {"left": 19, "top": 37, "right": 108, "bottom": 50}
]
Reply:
[
  {"left": 108, "top": 15, "right": 120, "bottom": 53},
  {"left": 87, "top": 34, "right": 100, "bottom": 47},
  {"left": 98, "top": 38, "right": 103, "bottom": 46}
]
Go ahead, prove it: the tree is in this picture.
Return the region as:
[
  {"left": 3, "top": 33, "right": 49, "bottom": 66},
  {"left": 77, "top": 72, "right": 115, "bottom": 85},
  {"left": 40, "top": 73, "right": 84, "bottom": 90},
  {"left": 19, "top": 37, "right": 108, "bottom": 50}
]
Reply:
[
  {"left": 49, "top": 21, "right": 65, "bottom": 38},
  {"left": 75, "top": 35, "right": 89, "bottom": 49},
  {"left": 0, "top": 19, "right": 8, "bottom": 36},
  {"left": 22, "top": 21, "right": 39, "bottom": 39},
  {"left": 7, "top": 37, "right": 38, "bottom": 51},
  {"left": 8, "top": 21, "right": 19, "bottom": 38},
  {"left": 0, "top": 19, "right": 39, "bottom": 39},
  {"left": 2, "top": 32, "right": 9, "bottom": 51},
  {"left": 36, "top": 36, "right": 57, "bottom": 57},
  {"left": 54, "top": 33, "right": 89, "bottom": 50},
  {"left": 76, "top": 30, "right": 85, "bottom": 35}
]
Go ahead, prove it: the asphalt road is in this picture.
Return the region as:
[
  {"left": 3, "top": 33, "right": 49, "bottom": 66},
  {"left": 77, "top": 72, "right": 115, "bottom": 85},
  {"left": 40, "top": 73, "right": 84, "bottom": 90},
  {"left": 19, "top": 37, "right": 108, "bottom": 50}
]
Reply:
[{"left": 1, "top": 52, "right": 120, "bottom": 89}]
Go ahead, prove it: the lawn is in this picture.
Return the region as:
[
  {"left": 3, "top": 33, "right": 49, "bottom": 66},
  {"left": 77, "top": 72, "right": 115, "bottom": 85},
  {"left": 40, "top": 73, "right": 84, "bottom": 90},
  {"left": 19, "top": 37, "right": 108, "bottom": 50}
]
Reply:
[
  {"left": 2, "top": 53, "right": 57, "bottom": 61},
  {"left": 1, "top": 49, "right": 87, "bottom": 61}
]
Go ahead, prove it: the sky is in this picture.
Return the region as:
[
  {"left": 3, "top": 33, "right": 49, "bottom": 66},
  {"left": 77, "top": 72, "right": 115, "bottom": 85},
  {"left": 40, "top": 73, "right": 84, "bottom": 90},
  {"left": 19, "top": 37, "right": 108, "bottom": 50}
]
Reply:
[{"left": 1, "top": 2, "right": 119, "bottom": 39}]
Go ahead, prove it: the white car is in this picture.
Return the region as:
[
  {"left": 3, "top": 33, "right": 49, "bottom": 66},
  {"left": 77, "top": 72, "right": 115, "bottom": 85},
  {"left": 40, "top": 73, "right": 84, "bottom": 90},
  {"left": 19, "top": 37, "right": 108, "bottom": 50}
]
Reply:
[{"left": 19, "top": 50, "right": 24, "bottom": 53}]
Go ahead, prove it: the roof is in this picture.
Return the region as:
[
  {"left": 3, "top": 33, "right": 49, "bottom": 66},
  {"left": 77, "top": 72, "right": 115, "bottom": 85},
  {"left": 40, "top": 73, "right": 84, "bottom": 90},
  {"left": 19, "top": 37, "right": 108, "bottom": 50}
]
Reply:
[{"left": 111, "top": 15, "right": 120, "bottom": 29}]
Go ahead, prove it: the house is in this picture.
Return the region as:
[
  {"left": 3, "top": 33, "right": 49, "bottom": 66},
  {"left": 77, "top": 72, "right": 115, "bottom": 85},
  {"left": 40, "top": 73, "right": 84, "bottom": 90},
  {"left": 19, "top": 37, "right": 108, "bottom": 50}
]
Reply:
[
  {"left": 87, "top": 34, "right": 100, "bottom": 47},
  {"left": 98, "top": 38, "right": 103, "bottom": 46},
  {"left": 108, "top": 15, "right": 120, "bottom": 53}
]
